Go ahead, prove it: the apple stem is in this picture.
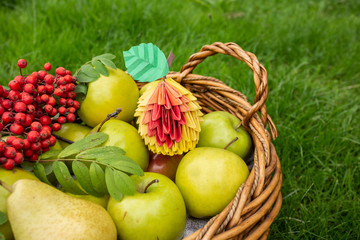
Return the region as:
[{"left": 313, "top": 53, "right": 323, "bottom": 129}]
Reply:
[
  {"left": 97, "top": 108, "right": 122, "bottom": 132},
  {"left": 224, "top": 137, "right": 239, "bottom": 150},
  {"left": 52, "top": 133, "right": 74, "bottom": 144},
  {"left": 0, "top": 180, "right": 13, "bottom": 193},
  {"left": 144, "top": 179, "right": 159, "bottom": 193}
]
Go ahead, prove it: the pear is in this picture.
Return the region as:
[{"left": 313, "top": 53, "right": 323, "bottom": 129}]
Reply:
[{"left": 6, "top": 179, "right": 117, "bottom": 240}]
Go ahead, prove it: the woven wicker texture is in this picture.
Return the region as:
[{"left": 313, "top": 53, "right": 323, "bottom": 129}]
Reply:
[{"left": 137, "top": 42, "right": 282, "bottom": 240}]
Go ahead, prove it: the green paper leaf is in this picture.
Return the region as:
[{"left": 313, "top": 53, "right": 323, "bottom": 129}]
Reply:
[
  {"left": 89, "top": 162, "right": 107, "bottom": 195},
  {"left": 77, "top": 71, "right": 98, "bottom": 83},
  {"left": 0, "top": 211, "right": 8, "bottom": 225},
  {"left": 91, "top": 59, "right": 109, "bottom": 76},
  {"left": 72, "top": 161, "right": 104, "bottom": 197},
  {"left": 100, "top": 59, "right": 117, "bottom": 70},
  {"left": 38, "top": 150, "right": 62, "bottom": 160},
  {"left": 93, "top": 53, "right": 116, "bottom": 60},
  {"left": 123, "top": 43, "right": 169, "bottom": 82},
  {"left": 53, "top": 161, "right": 87, "bottom": 195},
  {"left": 58, "top": 132, "right": 109, "bottom": 158},
  {"left": 74, "top": 84, "right": 88, "bottom": 95},
  {"left": 33, "top": 163, "right": 52, "bottom": 185},
  {"left": 105, "top": 168, "right": 123, "bottom": 201},
  {"left": 76, "top": 146, "right": 125, "bottom": 160}
]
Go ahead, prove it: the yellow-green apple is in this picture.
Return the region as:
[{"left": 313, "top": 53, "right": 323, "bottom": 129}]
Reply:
[
  {"left": 78, "top": 68, "right": 139, "bottom": 127},
  {"left": 147, "top": 152, "right": 183, "bottom": 181},
  {"left": 53, "top": 123, "right": 92, "bottom": 148},
  {"left": 197, "top": 111, "right": 252, "bottom": 159},
  {"left": 107, "top": 172, "right": 186, "bottom": 240},
  {"left": 0, "top": 167, "right": 39, "bottom": 240},
  {"left": 89, "top": 119, "right": 149, "bottom": 170},
  {"left": 175, "top": 147, "right": 249, "bottom": 218}
]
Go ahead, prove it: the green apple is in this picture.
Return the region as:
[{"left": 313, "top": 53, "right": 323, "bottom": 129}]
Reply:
[
  {"left": 53, "top": 123, "right": 92, "bottom": 148},
  {"left": 90, "top": 119, "right": 149, "bottom": 171},
  {"left": 175, "top": 147, "right": 249, "bottom": 218},
  {"left": 197, "top": 111, "right": 252, "bottom": 159},
  {"left": 0, "top": 167, "right": 39, "bottom": 240},
  {"left": 78, "top": 67, "right": 139, "bottom": 127},
  {"left": 107, "top": 172, "right": 186, "bottom": 240}
]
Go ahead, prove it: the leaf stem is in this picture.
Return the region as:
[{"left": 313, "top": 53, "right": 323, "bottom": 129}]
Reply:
[
  {"left": 0, "top": 180, "right": 13, "bottom": 193},
  {"left": 97, "top": 108, "right": 122, "bottom": 132},
  {"left": 224, "top": 137, "right": 239, "bottom": 150},
  {"left": 74, "top": 61, "right": 91, "bottom": 77}
]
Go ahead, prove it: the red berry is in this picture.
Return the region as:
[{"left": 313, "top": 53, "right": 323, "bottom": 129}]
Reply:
[
  {"left": 31, "top": 121, "right": 42, "bottom": 131},
  {"left": 0, "top": 106, "right": 4, "bottom": 116},
  {"left": 2, "top": 112, "right": 13, "bottom": 123},
  {"left": 40, "top": 115, "right": 51, "bottom": 125},
  {"left": 2, "top": 90, "right": 8, "bottom": 98},
  {"left": 4, "top": 147, "right": 16, "bottom": 158},
  {"left": 44, "top": 104, "right": 53, "bottom": 114},
  {"left": 21, "top": 93, "right": 33, "bottom": 104},
  {"left": 3, "top": 159, "right": 15, "bottom": 170},
  {"left": 67, "top": 91, "right": 76, "bottom": 99},
  {"left": 47, "top": 96, "right": 56, "bottom": 106},
  {"left": 66, "top": 113, "right": 76, "bottom": 122},
  {"left": 68, "top": 107, "right": 76, "bottom": 113},
  {"left": 24, "top": 149, "right": 33, "bottom": 157},
  {"left": 27, "top": 131, "right": 40, "bottom": 143},
  {"left": 29, "top": 154, "right": 39, "bottom": 161},
  {"left": 23, "top": 139, "right": 30, "bottom": 149},
  {"left": 1, "top": 99, "right": 12, "bottom": 109},
  {"left": 9, "top": 80, "right": 21, "bottom": 91},
  {"left": 14, "top": 76, "right": 25, "bottom": 85},
  {"left": 14, "top": 101, "right": 27, "bottom": 113},
  {"left": 0, "top": 123, "right": 3, "bottom": 131},
  {"left": 65, "top": 70, "right": 72, "bottom": 76},
  {"left": 45, "top": 84, "right": 54, "bottom": 94},
  {"left": 49, "top": 108, "right": 57, "bottom": 117},
  {"left": 44, "top": 62, "right": 52, "bottom": 71},
  {"left": 42, "top": 125, "right": 52, "bottom": 133},
  {"left": 0, "top": 157, "right": 6, "bottom": 164},
  {"left": 23, "top": 83, "right": 35, "bottom": 94},
  {"left": 64, "top": 75, "right": 72, "bottom": 83},
  {"left": 59, "top": 85, "right": 67, "bottom": 92},
  {"left": 10, "top": 123, "right": 24, "bottom": 135},
  {"left": 25, "top": 75, "right": 37, "bottom": 85},
  {"left": 35, "top": 96, "right": 42, "bottom": 104},
  {"left": 54, "top": 88, "right": 63, "bottom": 97},
  {"left": 12, "top": 138, "right": 24, "bottom": 150},
  {"left": 49, "top": 135, "right": 56, "bottom": 146},
  {"left": 31, "top": 142, "right": 41, "bottom": 151},
  {"left": 58, "top": 106, "right": 67, "bottom": 115},
  {"left": 52, "top": 123, "right": 61, "bottom": 131},
  {"left": 23, "top": 114, "right": 33, "bottom": 127},
  {"left": 26, "top": 104, "right": 36, "bottom": 113},
  {"left": 44, "top": 74, "right": 54, "bottom": 84},
  {"left": 37, "top": 85, "right": 47, "bottom": 95},
  {"left": 6, "top": 136, "right": 17, "bottom": 145},
  {"left": 34, "top": 108, "right": 43, "bottom": 118},
  {"left": 39, "top": 128, "right": 51, "bottom": 140},
  {"left": 38, "top": 70, "right": 47, "bottom": 80},
  {"left": 58, "top": 77, "right": 67, "bottom": 86},
  {"left": 40, "top": 94, "right": 49, "bottom": 103},
  {"left": 42, "top": 147, "right": 50, "bottom": 153},
  {"left": 17, "top": 59, "right": 27, "bottom": 68},
  {"left": 0, "top": 85, "right": 3, "bottom": 96},
  {"left": 8, "top": 90, "right": 20, "bottom": 101},
  {"left": 56, "top": 67, "right": 66, "bottom": 76},
  {"left": 57, "top": 116, "right": 66, "bottom": 124},
  {"left": 0, "top": 142, "right": 6, "bottom": 152},
  {"left": 66, "top": 99, "right": 74, "bottom": 107},
  {"left": 14, "top": 152, "right": 24, "bottom": 164},
  {"left": 14, "top": 112, "right": 26, "bottom": 124},
  {"left": 31, "top": 72, "right": 39, "bottom": 79},
  {"left": 59, "top": 98, "right": 67, "bottom": 106},
  {"left": 41, "top": 139, "right": 50, "bottom": 148}
]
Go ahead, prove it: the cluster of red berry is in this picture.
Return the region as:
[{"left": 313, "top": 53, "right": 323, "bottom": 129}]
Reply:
[{"left": 0, "top": 59, "right": 80, "bottom": 170}]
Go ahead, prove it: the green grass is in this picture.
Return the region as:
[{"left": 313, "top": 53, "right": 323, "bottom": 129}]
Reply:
[{"left": 1, "top": 0, "right": 359, "bottom": 239}]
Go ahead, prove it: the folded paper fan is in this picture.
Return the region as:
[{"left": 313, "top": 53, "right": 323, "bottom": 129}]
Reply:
[{"left": 135, "top": 78, "right": 203, "bottom": 155}]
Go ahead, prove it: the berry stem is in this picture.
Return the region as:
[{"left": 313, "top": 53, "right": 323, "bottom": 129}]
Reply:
[
  {"left": 0, "top": 180, "right": 13, "bottom": 193},
  {"left": 224, "top": 137, "right": 239, "bottom": 150},
  {"left": 96, "top": 108, "right": 122, "bottom": 132},
  {"left": 144, "top": 179, "right": 159, "bottom": 193},
  {"left": 52, "top": 133, "right": 74, "bottom": 144}
]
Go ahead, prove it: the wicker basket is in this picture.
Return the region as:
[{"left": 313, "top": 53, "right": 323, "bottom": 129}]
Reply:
[{"left": 137, "top": 42, "right": 282, "bottom": 240}]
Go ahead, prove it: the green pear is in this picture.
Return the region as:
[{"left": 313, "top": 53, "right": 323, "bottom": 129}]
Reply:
[
  {"left": 0, "top": 167, "right": 39, "bottom": 240},
  {"left": 6, "top": 179, "right": 117, "bottom": 240}
]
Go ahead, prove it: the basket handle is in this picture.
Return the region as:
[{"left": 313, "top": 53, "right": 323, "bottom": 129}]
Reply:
[{"left": 178, "top": 42, "right": 277, "bottom": 138}]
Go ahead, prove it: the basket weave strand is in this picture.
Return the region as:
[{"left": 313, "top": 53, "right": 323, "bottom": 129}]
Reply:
[{"left": 137, "top": 42, "right": 282, "bottom": 240}]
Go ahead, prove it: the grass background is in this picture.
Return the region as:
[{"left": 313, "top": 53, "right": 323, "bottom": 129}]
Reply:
[{"left": 0, "top": 0, "right": 359, "bottom": 239}]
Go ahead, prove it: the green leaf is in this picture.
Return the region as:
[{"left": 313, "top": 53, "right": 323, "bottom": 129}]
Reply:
[
  {"left": 76, "top": 146, "right": 125, "bottom": 159},
  {"left": 105, "top": 168, "right": 123, "bottom": 201},
  {"left": 53, "top": 161, "right": 87, "bottom": 195},
  {"left": 58, "top": 132, "right": 109, "bottom": 158},
  {"left": 72, "top": 161, "right": 104, "bottom": 197},
  {"left": 77, "top": 71, "right": 98, "bottom": 83},
  {"left": 33, "top": 163, "right": 52, "bottom": 185},
  {"left": 0, "top": 233, "right": 5, "bottom": 240},
  {"left": 123, "top": 43, "right": 169, "bottom": 82},
  {"left": 38, "top": 150, "right": 62, "bottom": 160},
  {"left": 91, "top": 59, "right": 109, "bottom": 76},
  {"left": 112, "top": 170, "right": 136, "bottom": 195},
  {"left": 112, "top": 160, "right": 144, "bottom": 176},
  {"left": 81, "top": 64, "right": 100, "bottom": 78},
  {"left": 89, "top": 162, "right": 107, "bottom": 195},
  {"left": 0, "top": 211, "right": 8, "bottom": 225},
  {"left": 100, "top": 59, "right": 117, "bottom": 70},
  {"left": 74, "top": 84, "right": 88, "bottom": 95},
  {"left": 93, "top": 53, "right": 116, "bottom": 60}
]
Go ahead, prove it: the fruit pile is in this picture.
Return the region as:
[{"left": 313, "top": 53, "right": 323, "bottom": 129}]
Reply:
[{"left": 0, "top": 59, "right": 80, "bottom": 169}]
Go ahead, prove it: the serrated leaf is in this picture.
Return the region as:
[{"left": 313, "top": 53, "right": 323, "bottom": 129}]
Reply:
[
  {"left": 105, "top": 168, "right": 123, "bottom": 201},
  {"left": 89, "top": 162, "right": 107, "bottom": 195},
  {"left": 76, "top": 146, "right": 125, "bottom": 160},
  {"left": 72, "top": 161, "right": 104, "bottom": 197},
  {"left": 93, "top": 53, "right": 116, "bottom": 60},
  {"left": 33, "top": 163, "right": 52, "bottom": 185},
  {"left": 53, "top": 161, "right": 87, "bottom": 195},
  {"left": 100, "top": 59, "right": 117, "bottom": 70},
  {"left": 123, "top": 43, "right": 169, "bottom": 82},
  {"left": 91, "top": 59, "right": 109, "bottom": 76},
  {"left": 0, "top": 211, "right": 8, "bottom": 225},
  {"left": 74, "top": 84, "right": 88, "bottom": 95},
  {"left": 112, "top": 160, "right": 144, "bottom": 176},
  {"left": 77, "top": 71, "right": 99, "bottom": 83},
  {"left": 81, "top": 64, "right": 100, "bottom": 78},
  {"left": 58, "top": 132, "right": 109, "bottom": 158},
  {"left": 38, "top": 150, "right": 62, "bottom": 160}
]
